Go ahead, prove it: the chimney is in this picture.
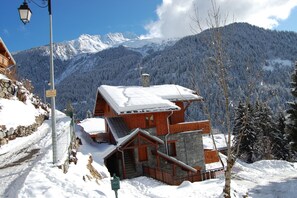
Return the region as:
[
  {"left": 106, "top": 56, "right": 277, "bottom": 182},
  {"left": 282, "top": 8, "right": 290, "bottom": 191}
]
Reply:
[{"left": 141, "top": 73, "right": 150, "bottom": 87}]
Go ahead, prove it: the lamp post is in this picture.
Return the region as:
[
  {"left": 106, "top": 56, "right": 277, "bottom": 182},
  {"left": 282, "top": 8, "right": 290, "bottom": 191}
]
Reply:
[{"left": 18, "top": 0, "right": 57, "bottom": 164}]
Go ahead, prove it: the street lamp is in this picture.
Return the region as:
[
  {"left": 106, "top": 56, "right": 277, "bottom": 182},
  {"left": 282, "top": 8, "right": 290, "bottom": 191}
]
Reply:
[{"left": 18, "top": 0, "right": 57, "bottom": 164}]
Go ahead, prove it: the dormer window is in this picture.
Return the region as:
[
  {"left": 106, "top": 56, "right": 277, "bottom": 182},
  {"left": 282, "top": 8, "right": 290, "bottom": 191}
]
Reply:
[{"left": 145, "top": 115, "right": 154, "bottom": 128}]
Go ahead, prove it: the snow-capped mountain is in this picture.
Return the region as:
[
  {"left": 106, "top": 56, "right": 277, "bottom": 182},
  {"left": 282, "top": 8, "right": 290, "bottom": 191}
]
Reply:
[
  {"left": 38, "top": 33, "right": 177, "bottom": 61},
  {"left": 13, "top": 23, "right": 297, "bottom": 125}
]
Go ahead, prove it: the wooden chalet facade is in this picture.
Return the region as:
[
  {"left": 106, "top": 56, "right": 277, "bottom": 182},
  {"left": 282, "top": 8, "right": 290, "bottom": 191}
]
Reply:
[
  {"left": 0, "top": 38, "right": 16, "bottom": 75},
  {"left": 93, "top": 77, "right": 221, "bottom": 184}
]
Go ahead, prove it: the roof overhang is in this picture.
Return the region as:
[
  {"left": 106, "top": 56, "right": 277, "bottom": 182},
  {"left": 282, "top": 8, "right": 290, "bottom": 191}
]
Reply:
[
  {"left": 0, "top": 37, "right": 16, "bottom": 67},
  {"left": 154, "top": 150, "right": 197, "bottom": 173},
  {"left": 103, "top": 128, "right": 164, "bottom": 159}
]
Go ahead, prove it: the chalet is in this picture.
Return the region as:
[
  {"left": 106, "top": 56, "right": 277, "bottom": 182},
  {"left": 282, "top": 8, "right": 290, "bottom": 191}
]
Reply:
[
  {"left": 0, "top": 38, "right": 16, "bottom": 75},
  {"left": 93, "top": 75, "right": 222, "bottom": 185}
]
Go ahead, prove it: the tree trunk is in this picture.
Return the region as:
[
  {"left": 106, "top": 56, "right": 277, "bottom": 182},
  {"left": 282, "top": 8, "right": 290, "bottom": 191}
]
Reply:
[{"left": 223, "top": 157, "right": 235, "bottom": 198}]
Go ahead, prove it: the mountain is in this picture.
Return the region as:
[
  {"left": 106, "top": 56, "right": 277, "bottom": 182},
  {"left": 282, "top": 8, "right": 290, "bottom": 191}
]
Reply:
[
  {"left": 13, "top": 23, "right": 297, "bottom": 129},
  {"left": 18, "top": 32, "right": 177, "bottom": 61}
]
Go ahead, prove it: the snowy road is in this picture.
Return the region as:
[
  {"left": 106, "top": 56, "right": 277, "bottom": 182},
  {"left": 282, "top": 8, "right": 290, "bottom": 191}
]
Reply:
[
  {"left": 0, "top": 123, "right": 50, "bottom": 197},
  {"left": 0, "top": 114, "right": 71, "bottom": 198}
]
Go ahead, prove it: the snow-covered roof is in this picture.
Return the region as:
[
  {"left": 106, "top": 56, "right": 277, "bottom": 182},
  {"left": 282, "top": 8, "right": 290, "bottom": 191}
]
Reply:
[
  {"left": 98, "top": 84, "right": 202, "bottom": 114},
  {"left": 203, "top": 134, "right": 228, "bottom": 150},
  {"left": 78, "top": 118, "right": 105, "bottom": 135},
  {"left": 117, "top": 128, "right": 164, "bottom": 146},
  {"left": 205, "top": 162, "right": 223, "bottom": 171}
]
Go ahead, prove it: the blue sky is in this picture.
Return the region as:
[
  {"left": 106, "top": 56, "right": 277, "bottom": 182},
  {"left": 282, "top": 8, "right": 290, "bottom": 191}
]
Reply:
[
  {"left": 1, "top": 0, "right": 297, "bottom": 52},
  {"left": 1, "top": 0, "right": 161, "bottom": 52}
]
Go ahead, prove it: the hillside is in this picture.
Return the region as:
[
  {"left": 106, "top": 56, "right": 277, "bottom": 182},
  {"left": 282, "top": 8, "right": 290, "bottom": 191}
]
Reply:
[
  {"left": 13, "top": 23, "right": 297, "bottom": 128},
  {"left": 2, "top": 119, "right": 297, "bottom": 197},
  {"left": 1, "top": 73, "right": 297, "bottom": 197}
]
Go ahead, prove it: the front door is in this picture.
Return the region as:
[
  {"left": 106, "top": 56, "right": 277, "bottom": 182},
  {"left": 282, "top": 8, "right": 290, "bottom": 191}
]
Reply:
[{"left": 138, "top": 146, "right": 148, "bottom": 162}]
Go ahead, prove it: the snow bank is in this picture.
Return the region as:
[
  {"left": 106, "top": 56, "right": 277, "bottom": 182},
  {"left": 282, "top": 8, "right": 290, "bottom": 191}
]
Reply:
[{"left": 0, "top": 98, "right": 37, "bottom": 129}]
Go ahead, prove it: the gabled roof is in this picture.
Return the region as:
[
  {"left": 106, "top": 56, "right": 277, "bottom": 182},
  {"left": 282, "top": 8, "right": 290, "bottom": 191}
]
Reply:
[
  {"left": 0, "top": 38, "right": 16, "bottom": 67},
  {"left": 97, "top": 84, "right": 202, "bottom": 115},
  {"left": 117, "top": 128, "right": 164, "bottom": 146},
  {"left": 102, "top": 128, "right": 164, "bottom": 159}
]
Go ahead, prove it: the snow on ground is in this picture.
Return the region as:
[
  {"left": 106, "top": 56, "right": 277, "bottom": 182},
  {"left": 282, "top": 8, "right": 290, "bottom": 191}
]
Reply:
[
  {"left": 1, "top": 99, "right": 297, "bottom": 197},
  {"left": 8, "top": 122, "right": 297, "bottom": 198},
  {"left": 0, "top": 98, "right": 42, "bottom": 129}
]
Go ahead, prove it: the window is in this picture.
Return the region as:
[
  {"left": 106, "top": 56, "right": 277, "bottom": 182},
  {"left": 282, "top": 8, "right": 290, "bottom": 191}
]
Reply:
[
  {"left": 145, "top": 115, "right": 155, "bottom": 128},
  {"left": 168, "top": 141, "right": 177, "bottom": 157}
]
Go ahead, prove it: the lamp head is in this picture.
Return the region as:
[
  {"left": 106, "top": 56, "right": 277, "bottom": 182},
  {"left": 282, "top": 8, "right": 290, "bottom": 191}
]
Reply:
[{"left": 18, "top": 1, "right": 32, "bottom": 24}]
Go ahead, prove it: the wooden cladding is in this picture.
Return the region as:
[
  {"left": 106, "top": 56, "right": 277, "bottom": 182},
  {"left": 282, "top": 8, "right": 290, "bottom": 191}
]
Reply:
[
  {"left": 0, "top": 54, "right": 9, "bottom": 68},
  {"left": 169, "top": 120, "right": 211, "bottom": 134},
  {"left": 122, "top": 112, "right": 169, "bottom": 136},
  {"left": 204, "top": 150, "right": 220, "bottom": 164}
]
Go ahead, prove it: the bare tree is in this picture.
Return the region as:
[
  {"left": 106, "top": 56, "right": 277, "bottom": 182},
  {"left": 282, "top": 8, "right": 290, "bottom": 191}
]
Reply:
[{"left": 192, "top": 1, "right": 233, "bottom": 197}]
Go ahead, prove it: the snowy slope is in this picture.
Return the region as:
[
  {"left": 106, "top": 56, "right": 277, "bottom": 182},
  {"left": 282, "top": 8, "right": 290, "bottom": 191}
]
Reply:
[
  {"left": 3, "top": 122, "right": 297, "bottom": 198},
  {"left": 0, "top": 94, "right": 72, "bottom": 197},
  {"left": 1, "top": 99, "right": 297, "bottom": 197}
]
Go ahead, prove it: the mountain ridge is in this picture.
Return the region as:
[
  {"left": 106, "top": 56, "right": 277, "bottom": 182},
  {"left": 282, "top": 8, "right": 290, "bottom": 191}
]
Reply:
[{"left": 13, "top": 23, "right": 297, "bottom": 128}]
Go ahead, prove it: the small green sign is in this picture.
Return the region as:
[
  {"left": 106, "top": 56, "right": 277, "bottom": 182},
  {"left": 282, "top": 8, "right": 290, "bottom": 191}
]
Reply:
[
  {"left": 111, "top": 174, "right": 120, "bottom": 190},
  {"left": 111, "top": 174, "right": 120, "bottom": 198}
]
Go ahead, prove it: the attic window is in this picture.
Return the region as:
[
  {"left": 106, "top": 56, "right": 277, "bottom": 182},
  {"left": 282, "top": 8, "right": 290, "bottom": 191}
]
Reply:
[{"left": 145, "top": 115, "right": 155, "bottom": 128}]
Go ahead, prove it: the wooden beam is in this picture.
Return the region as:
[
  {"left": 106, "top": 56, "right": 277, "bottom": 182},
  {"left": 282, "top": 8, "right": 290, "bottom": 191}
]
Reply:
[{"left": 123, "top": 144, "right": 152, "bottom": 150}]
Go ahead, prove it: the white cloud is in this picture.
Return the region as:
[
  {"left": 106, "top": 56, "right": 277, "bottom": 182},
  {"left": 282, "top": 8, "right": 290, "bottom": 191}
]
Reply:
[{"left": 144, "top": 0, "right": 297, "bottom": 38}]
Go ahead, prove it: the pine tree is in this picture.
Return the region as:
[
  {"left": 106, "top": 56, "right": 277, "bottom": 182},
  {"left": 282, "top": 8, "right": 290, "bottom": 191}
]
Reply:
[
  {"left": 232, "top": 101, "right": 257, "bottom": 163},
  {"left": 253, "top": 102, "right": 274, "bottom": 160},
  {"left": 286, "top": 61, "right": 297, "bottom": 151},
  {"left": 232, "top": 101, "right": 245, "bottom": 136},
  {"left": 65, "top": 101, "right": 74, "bottom": 118},
  {"left": 271, "top": 112, "right": 290, "bottom": 160}
]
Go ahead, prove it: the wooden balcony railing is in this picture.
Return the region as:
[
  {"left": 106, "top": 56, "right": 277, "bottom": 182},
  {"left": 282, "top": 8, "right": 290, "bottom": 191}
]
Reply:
[
  {"left": 0, "top": 54, "right": 9, "bottom": 67},
  {"left": 169, "top": 120, "right": 211, "bottom": 134},
  {"left": 143, "top": 166, "right": 219, "bottom": 185}
]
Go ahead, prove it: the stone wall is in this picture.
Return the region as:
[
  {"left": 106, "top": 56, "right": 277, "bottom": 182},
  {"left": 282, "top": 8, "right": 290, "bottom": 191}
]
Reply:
[
  {"left": 0, "top": 78, "right": 49, "bottom": 146},
  {"left": 158, "top": 130, "right": 205, "bottom": 176},
  {"left": 0, "top": 78, "right": 16, "bottom": 98}
]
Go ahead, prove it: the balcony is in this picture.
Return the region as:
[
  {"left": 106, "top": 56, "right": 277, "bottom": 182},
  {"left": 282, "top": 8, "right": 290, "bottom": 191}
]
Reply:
[
  {"left": 169, "top": 120, "right": 210, "bottom": 134},
  {"left": 0, "top": 54, "right": 9, "bottom": 68}
]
